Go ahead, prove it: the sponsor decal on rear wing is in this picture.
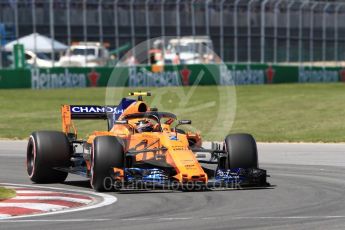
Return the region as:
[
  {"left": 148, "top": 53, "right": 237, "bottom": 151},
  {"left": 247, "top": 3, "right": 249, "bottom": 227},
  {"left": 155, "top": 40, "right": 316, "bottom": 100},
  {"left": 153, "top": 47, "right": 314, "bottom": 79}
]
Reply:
[
  {"left": 62, "top": 98, "right": 136, "bottom": 133},
  {"left": 70, "top": 105, "right": 123, "bottom": 119},
  {"left": 62, "top": 105, "right": 122, "bottom": 133}
]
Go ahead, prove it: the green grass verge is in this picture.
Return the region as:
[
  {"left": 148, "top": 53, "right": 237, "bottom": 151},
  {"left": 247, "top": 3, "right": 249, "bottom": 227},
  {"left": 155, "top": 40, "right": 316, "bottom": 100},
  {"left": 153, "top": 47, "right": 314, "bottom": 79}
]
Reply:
[
  {"left": 1, "top": 83, "right": 345, "bottom": 142},
  {"left": 0, "top": 187, "right": 16, "bottom": 200}
]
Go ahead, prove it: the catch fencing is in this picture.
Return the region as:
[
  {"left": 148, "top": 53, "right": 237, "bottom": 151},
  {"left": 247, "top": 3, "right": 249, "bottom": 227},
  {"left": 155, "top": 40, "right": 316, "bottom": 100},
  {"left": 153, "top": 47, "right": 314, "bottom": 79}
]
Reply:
[{"left": 1, "top": 0, "right": 345, "bottom": 68}]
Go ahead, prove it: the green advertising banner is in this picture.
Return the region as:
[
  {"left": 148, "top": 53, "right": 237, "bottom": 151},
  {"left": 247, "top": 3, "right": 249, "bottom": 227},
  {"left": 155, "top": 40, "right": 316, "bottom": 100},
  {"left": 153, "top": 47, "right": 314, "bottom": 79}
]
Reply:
[
  {"left": 30, "top": 67, "right": 118, "bottom": 89},
  {"left": 0, "top": 69, "right": 31, "bottom": 88},
  {"left": 127, "top": 64, "right": 218, "bottom": 87},
  {"left": 1, "top": 64, "right": 345, "bottom": 89},
  {"left": 298, "top": 66, "right": 342, "bottom": 83},
  {"left": 221, "top": 64, "right": 299, "bottom": 84}
]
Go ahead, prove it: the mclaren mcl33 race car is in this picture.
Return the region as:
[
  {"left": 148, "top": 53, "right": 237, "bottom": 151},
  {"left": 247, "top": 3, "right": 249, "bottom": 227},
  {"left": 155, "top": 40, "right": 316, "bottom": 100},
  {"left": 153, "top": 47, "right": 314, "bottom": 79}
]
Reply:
[{"left": 26, "top": 92, "right": 269, "bottom": 192}]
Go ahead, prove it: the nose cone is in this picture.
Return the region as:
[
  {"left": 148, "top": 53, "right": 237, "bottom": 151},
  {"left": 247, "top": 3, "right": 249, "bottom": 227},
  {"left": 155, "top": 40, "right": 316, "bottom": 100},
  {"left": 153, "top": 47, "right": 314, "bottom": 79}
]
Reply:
[{"left": 163, "top": 133, "right": 207, "bottom": 183}]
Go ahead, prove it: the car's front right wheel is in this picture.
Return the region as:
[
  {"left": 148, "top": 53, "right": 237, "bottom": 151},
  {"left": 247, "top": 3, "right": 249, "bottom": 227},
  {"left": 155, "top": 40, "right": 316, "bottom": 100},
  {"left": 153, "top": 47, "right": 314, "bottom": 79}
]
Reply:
[{"left": 91, "top": 136, "right": 124, "bottom": 192}]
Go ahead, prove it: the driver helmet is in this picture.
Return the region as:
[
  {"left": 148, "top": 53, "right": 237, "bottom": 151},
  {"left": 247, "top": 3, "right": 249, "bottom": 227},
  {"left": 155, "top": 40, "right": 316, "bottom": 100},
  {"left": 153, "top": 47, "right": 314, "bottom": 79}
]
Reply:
[{"left": 136, "top": 119, "right": 154, "bottom": 133}]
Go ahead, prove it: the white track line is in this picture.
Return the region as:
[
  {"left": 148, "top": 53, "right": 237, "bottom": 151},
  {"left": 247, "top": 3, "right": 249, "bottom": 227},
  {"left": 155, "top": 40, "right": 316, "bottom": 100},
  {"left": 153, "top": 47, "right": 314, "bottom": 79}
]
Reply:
[
  {"left": 120, "top": 215, "right": 345, "bottom": 222},
  {"left": 0, "top": 183, "right": 117, "bottom": 220},
  {"left": 12, "top": 196, "right": 92, "bottom": 204},
  {"left": 0, "top": 214, "right": 12, "bottom": 219},
  {"left": 0, "top": 218, "right": 111, "bottom": 223},
  {"left": 227, "top": 216, "right": 345, "bottom": 220},
  {"left": 159, "top": 217, "right": 193, "bottom": 221},
  {"left": 0, "top": 203, "right": 67, "bottom": 212},
  {"left": 4, "top": 215, "right": 345, "bottom": 223},
  {"left": 15, "top": 190, "right": 56, "bottom": 194},
  {"left": 3, "top": 186, "right": 21, "bottom": 189}
]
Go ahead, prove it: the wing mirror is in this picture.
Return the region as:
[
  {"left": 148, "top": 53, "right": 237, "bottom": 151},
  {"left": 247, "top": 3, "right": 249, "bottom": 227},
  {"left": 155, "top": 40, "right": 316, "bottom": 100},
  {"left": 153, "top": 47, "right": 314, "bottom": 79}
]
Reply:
[
  {"left": 174, "top": 120, "right": 192, "bottom": 138},
  {"left": 178, "top": 120, "right": 192, "bottom": 125},
  {"left": 114, "top": 120, "right": 137, "bottom": 134},
  {"left": 114, "top": 120, "right": 128, "bottom": 125}
]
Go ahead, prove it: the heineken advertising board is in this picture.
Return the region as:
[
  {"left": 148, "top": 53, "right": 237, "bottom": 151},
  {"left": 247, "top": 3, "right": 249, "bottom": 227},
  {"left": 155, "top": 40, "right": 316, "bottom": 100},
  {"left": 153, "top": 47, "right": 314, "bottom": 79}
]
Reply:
[
  {"left": 0, "top": 69, "right": 31, "bottom": 88},
  {"left": 128, "top": 66, "right": 180, "bottom": 87},
  {"left": 298, "top": 67, "right": 339, "bottom": 83},
  {"left": 30, "top": 67, "right": 116, "bottom": 89},
  {"left": 31, "top": 68, "right": 87, "bottom": 89},
  {"left": 1, "top": 64, "right": 345, "bottom": 89}
]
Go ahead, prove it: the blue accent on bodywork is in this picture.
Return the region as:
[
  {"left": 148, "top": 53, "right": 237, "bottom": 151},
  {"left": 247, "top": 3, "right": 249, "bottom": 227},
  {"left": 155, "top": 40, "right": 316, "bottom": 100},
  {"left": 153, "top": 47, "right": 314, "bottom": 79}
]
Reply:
[
  {"left": 169, "top": 135, "right": 178, "bottom": 141},
  {"left": 108, "top": 98, "right": 136, "bottom": 129},
  {"left": 114, "top": 98, "right": 136, "bottom": 120},
  {"left": 125, "top": 168, "right": 168, "bottom": 183},
  {"left": 215, "top": 168, "right": 245, "bottom": 183}
]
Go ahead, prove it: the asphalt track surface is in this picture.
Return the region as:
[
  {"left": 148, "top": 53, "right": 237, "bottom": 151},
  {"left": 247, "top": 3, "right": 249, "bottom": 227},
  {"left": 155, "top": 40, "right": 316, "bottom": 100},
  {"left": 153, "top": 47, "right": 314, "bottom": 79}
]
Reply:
[{"left": 1, "top": 141, "right": 345, "bottom": 230}]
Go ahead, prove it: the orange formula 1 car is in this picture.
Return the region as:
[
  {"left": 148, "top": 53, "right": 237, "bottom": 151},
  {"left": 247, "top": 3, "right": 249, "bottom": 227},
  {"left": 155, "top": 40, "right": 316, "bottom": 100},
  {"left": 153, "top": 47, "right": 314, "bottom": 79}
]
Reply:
[{"left": 26, "top": 92, "right": 268, "bottom": 191}]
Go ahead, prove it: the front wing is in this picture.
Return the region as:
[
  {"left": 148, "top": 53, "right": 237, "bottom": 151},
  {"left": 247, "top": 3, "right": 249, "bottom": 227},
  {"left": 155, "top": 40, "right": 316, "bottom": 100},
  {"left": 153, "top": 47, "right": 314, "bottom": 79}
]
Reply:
[{"left": 110, "top": 167, "right": 268, "bottom": 190}]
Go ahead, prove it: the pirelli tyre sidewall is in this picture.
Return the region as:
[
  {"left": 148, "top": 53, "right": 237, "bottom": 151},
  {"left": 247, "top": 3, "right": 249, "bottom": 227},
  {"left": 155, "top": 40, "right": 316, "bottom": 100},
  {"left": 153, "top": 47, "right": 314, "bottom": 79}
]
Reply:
[
  {"left": 91, "top": 136, "right": 124, "bottom": 192},
  {"left": 224, "top": 133, "right": 258, "bottom": 169},
  {"left": 27, "top": 131, "right": 71, "bottom": 183}
]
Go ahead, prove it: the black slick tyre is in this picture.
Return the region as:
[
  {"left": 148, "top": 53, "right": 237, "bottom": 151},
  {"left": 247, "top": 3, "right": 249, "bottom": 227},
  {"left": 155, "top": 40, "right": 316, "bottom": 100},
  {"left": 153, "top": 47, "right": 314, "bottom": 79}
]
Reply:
[
  {"left": 224, "top": 133, "right": 258, "bottom": 169},
  {"left": 27, "top": 131, "right": 71, "bottom": 183},
  {"left": 91, "top": 136, "right": 124, "bottom": 192}
]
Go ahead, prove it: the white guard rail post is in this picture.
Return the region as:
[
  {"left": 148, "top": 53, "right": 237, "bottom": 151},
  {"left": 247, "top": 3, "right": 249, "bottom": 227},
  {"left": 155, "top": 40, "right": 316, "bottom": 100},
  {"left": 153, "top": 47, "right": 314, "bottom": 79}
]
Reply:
[
  {"left": 273, "top": 0, "right": 283, "bottom": 63},
  {"left": 145, "top": 0, "right": 150, "bottom": 64},
  {"left": 161, "top": 0, "right": 166, "bottom": 64},
  {"left": 286, "top": 0, "right": 295, "bottom": 62},
  {"left": 32, "top": 0, "right": 37, "bottom": 66},
  {"left": 233, "top": 0, "right": 241, "bottom": 63},
  {"left": 298, "top": 1, "right": 308, "bottom": 65},
  {"left": 334, "top": 3, "right": 345, "bottom": 66},
  {"left": 130, "top": 0, "right": 135, "bottom": 58},
  {"left": 247, "top": 0, "right": 258, "bottom": 66},
  {"left": 113, "top": 0, "right": 119, "bottom": 59},
  {"left": 49, "top": 0, "right": 55, "bottom": 67},
  {"left": 309, "top": 3, "right": 318, "bottom": 67},
  {"left": 260, "top": 0, "right": 269, "bottom": 63},
  {"left": 219, "top": 0, "right": 225, "bottom": 60},
  {"left": 98, "top": 0, "right": 104, "bottom": 45},
  {"left": 322, "top": 3, "right": 331, "bottom": 64},
  {"left": 83, "top": 0, "right": 88, "bottom": 66}
]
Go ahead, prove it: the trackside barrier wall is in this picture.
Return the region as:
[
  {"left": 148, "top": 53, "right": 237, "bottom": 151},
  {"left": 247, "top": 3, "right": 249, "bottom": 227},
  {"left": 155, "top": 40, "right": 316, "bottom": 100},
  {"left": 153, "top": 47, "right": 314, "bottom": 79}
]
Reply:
[
  {"left": 0, "top": 69, "right": 31, "bottom": 88},
  {"left": 1, "top": 64, "right": 345, "bottom": 89}
]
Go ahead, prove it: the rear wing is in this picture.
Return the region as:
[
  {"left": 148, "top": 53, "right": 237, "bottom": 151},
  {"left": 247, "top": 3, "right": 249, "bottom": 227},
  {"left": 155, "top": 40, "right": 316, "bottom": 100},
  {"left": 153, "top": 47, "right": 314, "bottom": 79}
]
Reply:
[
  {"left": 61, "top": 105, "right": 118, "bottom": 135},
  {"left": 61, "top": 98, "right": 136, "bottom": 135}
]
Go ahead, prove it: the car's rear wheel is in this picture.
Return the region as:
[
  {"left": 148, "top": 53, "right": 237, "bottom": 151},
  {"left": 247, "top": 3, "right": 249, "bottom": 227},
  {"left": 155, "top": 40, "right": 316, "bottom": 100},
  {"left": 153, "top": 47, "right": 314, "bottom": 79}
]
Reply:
[
  {"left": 91, "top": 136, "right": 124, "bottom": 192},
  {"left": 27, "top": 131, "right": 71, "bottom": 183},
  {"left": 224, "top": 133, "right": 258, "bottom": 169}
]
